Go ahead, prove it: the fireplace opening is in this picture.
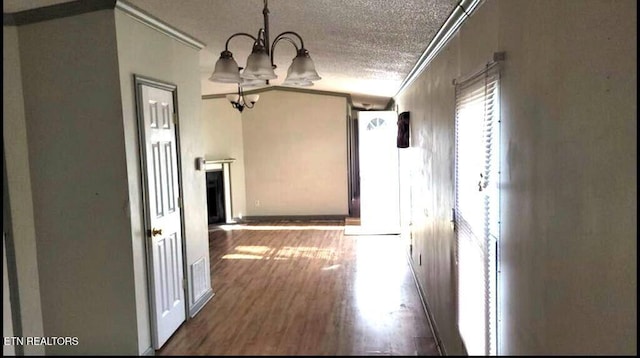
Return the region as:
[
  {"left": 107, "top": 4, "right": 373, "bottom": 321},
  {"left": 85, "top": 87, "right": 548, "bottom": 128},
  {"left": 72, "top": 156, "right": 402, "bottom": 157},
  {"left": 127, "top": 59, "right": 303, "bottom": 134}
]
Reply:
[{"left": 206, "top": 170, "right": 225, "bottom": 224}]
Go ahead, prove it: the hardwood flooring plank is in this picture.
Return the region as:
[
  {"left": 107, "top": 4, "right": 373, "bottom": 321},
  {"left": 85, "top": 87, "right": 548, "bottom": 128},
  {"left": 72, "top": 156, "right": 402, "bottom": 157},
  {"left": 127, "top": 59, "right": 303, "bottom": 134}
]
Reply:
[{"left": 158, "top": 220, "right": 438, "bottom": 356}]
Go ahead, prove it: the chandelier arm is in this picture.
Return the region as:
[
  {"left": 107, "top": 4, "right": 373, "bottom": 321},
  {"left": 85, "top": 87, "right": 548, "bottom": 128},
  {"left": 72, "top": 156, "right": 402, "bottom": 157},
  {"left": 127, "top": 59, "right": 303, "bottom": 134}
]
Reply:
[
  {"left": 244, "top": 99, "right": 256, "bottom": 109},
  {"left": 269, "top": 36, "right": 300, "bottom": 66},
  {"left": 262, "top": 0, "right": 270, "bottom": 54},
  {"left": 237, "top": 82, "right": 257, "bottom": 109},
  {"left": 224, "top": 32, "right": 259, "bottom": 51},
  {"left": 272, "top": 31, "right": 305, "bottom": 50},
  {"left": 239, "top": 84, "right": 251, "bottom": 109},
  {"left": 229, "top": 83, "right": 241, "bottom": 110}
]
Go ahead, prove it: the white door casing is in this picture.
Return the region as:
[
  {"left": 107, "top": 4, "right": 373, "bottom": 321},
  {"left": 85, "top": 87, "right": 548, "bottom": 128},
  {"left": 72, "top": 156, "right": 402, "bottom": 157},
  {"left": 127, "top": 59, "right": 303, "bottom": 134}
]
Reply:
[
  {"left": 357, "top": 111, "right": 400, "bottom": 234},
  {"left": 136, "top": 78, "right": 186, "bottom": 350}
]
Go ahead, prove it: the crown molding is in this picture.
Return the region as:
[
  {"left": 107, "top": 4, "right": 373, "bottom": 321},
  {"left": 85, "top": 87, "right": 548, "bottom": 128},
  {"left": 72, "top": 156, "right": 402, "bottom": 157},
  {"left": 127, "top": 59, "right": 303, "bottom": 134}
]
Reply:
[
  {"left": 3, "top": 0, "right": 205, "bottom": 50},
  {"left": 115, "top": 0, "right": 205, "bottom": 50},
  {"left": 394, "top": 0, "right": 483, "bottom": 98}
]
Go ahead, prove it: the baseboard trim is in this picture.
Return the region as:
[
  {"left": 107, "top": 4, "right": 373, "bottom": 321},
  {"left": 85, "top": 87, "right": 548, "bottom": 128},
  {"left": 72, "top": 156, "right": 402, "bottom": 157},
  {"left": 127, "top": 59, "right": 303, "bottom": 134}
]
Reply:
[
  {"left": 141, "top": 346, "right": 155, "bottom": 356},
  {"left": 241, "top": 215, "right": 346, "bottom": 222},
  {"left": 189, "top": 289, "right": 214, "bottom": 318},
  {"left": 405, "top": 250, "right": 446, "bottom": 356}
]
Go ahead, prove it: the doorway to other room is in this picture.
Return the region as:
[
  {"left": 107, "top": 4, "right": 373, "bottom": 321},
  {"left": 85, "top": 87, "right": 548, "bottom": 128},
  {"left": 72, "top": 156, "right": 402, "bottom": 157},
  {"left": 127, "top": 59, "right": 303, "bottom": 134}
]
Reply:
[{"left": 206, "top": 170, "right": 225, "bottom": 225}]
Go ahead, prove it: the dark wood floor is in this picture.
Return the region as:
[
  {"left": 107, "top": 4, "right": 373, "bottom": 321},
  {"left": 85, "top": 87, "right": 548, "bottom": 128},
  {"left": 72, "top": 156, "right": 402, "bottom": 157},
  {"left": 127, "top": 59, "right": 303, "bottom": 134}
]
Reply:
[{"left": 158, "top": 220, "right": 438, "bottom": 356}]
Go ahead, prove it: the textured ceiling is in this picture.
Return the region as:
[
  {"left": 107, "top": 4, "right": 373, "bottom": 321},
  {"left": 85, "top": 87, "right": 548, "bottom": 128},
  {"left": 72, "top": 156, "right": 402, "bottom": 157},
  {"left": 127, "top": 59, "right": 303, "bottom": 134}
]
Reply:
[{"left": 4, "top": 0, "right": 458, "bottom": 108}]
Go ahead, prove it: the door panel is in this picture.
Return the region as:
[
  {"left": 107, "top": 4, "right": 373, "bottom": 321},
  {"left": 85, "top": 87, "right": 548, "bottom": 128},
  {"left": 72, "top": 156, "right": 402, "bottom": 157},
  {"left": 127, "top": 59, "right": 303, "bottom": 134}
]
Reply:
[
  {"left": 154, "top": 233, "right": 182, "bottom": 315},
  {"left": 138, "top": 82, "right": 186, "bottom": 350}
]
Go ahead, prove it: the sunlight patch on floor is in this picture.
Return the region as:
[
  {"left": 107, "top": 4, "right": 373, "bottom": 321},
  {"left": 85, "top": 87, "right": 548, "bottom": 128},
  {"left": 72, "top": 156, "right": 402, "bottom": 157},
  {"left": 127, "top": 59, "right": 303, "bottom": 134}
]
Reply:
[
  {"left": 217, "top": 224, "right": 344, "bottom": 231},
  {"left": 222, "top": 245, "right": 337, "bottom": 261}
]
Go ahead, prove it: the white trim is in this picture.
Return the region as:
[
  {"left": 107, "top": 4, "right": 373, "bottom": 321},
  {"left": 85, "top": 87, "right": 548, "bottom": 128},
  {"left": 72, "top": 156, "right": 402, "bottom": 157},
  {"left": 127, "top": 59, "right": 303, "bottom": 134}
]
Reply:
[
  {"left": 204, "top": 160, "right": 235, "bottom": 224},
  {"left": 115, "top": 0, "right": 206, "bottom": 50},
  {"left": 222, "top": 163, "right": 233, "bottom": 224},
  {"left": 189, "top": 289, "right": 214, "bottom": 318},
  {"left": 141, "top": 347, "right": 155, "bottom": 356},
  {"left": 405, "top": 247, "right": 446, "bottom": 356}
]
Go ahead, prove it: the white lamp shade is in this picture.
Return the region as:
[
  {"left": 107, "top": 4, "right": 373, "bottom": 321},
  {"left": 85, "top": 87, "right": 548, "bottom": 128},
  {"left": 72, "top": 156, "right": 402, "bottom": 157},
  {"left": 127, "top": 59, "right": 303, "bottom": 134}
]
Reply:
[
  {"left": 226, "top": 94, "right": 240, "bottom": 103},
  {"left": 210, "top": 51, "right": 241, "bottom": 83},
  {"left": 283, "top": 66, "right": 314, "bottom": 86},
  {"left": 244, "top": 94, "right": 260, "bottom": 103},
  {"left": 242, "top": 46, "right": 277, "bottom": 80},
  {"left": 286, "top": 50, "right": 321, "bottom": 82}
]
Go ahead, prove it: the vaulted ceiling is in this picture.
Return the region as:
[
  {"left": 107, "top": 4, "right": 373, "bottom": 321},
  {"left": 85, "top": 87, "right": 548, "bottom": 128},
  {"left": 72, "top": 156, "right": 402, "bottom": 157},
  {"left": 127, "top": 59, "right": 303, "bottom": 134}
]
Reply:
[{"left": 4, "top": 0, "right": 458, "bottom": 108}]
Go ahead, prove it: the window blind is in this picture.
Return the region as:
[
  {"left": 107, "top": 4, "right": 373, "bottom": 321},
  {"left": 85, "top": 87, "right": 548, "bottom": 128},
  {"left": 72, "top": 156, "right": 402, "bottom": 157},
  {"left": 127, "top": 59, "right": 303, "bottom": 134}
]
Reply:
[{"left": 454, "top": 62, "right": 500, "bottom": 356}]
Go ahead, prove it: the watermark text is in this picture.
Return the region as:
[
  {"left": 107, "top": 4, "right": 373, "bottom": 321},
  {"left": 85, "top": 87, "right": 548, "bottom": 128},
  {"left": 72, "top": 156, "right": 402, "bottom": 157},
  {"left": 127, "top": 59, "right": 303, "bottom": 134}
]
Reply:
[{"left": 3, "top": 336, "right": 79, "bottom": 346}]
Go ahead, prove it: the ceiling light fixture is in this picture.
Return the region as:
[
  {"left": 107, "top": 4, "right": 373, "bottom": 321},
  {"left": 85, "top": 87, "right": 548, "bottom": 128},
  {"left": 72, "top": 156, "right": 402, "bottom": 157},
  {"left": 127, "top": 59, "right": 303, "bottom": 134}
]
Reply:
[
  {"left": 226, "top": 73, "right": 260, "bottom": 113},
  {"left": 209, "top": 0, "right": 321, "bottom": 111}
]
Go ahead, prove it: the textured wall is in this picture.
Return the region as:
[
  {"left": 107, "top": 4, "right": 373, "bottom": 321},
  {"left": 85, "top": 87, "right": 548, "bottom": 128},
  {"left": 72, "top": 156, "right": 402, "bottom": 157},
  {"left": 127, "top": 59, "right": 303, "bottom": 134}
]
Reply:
[
  {"left": 495, "top": 0, "right": 636, "bottom": 354},
  {"left": 395, "top": 0, "right": 636, "bottom": 355},
  {"left": 395, "top": 34, "right": 465, "bottom": 355},
  {"left": 242, "top": 90, "right": 348, "bottom": 217}
]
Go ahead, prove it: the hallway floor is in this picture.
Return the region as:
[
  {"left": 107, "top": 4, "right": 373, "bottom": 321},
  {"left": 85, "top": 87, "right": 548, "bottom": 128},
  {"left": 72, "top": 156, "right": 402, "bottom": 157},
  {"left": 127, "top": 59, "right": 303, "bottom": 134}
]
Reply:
[{"left": 158, "top": 220, "right": 438, "bottom": 356}]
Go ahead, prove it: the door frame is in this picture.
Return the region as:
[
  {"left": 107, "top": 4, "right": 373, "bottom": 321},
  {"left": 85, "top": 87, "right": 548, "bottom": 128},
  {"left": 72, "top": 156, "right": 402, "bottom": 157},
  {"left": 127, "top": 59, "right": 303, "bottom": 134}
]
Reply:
[
  {"left": 346, "top": 108, "right": 360, "bottom": 217},
  {"left": 133, "top": 74, "right": 189, "bottom": 348}
]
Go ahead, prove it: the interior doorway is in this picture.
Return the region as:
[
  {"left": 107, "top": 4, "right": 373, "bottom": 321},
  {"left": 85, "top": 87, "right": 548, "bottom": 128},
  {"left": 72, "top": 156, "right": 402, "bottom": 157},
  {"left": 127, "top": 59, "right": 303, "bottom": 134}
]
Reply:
[
  {"left": 134, "top": 75, "right": 187, "bottom": 350},
  {"left": 206, "top": 170, "right": 225, "bottom": 224},
  {"left": 350, "top": 110, "right": 400, "bottom": 235}
]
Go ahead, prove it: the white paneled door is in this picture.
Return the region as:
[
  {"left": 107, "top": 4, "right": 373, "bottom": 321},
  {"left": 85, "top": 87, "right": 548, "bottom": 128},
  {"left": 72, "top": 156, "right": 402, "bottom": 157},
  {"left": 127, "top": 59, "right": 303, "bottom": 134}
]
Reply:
[
  {"left": 137, "top": 79, "right": 186, "bottom": 350},
  {"left": 357, "top": 111, "right": 400, "bottom": 234}
]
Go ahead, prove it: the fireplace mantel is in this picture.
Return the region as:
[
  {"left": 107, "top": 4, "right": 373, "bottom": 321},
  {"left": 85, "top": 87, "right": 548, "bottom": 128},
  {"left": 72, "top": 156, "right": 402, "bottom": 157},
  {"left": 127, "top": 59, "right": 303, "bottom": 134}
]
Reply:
[{"left": 204, "top": 158, "right": 235, "bottom": 171}]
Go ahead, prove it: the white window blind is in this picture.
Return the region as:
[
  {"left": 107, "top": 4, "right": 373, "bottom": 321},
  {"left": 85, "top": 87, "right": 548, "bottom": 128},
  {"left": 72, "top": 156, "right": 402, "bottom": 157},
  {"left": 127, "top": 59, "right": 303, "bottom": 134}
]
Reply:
[{"left": 454, "top": 62, "right": 500, "bottom": 356}]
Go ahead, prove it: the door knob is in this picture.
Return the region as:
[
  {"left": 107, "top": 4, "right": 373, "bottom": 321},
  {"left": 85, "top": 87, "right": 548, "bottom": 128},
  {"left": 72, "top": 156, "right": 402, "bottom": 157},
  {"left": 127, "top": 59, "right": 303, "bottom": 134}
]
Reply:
[{"left": 151, "top": 228, "right": 163, "bottom": 237}]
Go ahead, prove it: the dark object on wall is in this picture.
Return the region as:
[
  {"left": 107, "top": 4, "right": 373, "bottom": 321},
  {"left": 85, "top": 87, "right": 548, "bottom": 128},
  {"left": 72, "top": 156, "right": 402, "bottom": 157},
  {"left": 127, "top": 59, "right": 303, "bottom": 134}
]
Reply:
[{"left": 397, "top": 111, "right": 410, "bottom": 148}]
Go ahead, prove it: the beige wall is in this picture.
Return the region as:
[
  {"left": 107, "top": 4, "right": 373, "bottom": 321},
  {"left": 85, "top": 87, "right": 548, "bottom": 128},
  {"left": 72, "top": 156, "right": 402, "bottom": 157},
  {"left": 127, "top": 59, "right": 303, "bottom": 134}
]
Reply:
[
  {"left": 241, "top": 90, "right": 348, "bottom": 216},
  {"left": 395, "top": 0, "right": 636, "bottom": 355},
  {"left": 115, "top": 9, "right": 211, "bottom": 353},
  {"left": 396, "top": 36, "right": 464, "bottom": 355},
  {"left": 6, "top": 8, "right": 210, "bottom": 354},
  {"left": 2, "top": 25, "right": 45, "bottom": 356},
  {"left": 17, "top": 10, "right": 139, "bottom": 354},
  {"left": 201, "top": 98, "right": 247, "bottom": 219}
]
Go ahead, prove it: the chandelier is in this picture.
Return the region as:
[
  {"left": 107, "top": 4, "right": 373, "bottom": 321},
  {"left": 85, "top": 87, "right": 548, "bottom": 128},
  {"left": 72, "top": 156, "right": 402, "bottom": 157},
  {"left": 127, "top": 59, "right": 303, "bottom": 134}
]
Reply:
[
  {"left": 209, "top": 0, "right": 321, "bottom": 111},
  {"left": 225, "top": 81, "right": 260, "bottom": 112}
]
